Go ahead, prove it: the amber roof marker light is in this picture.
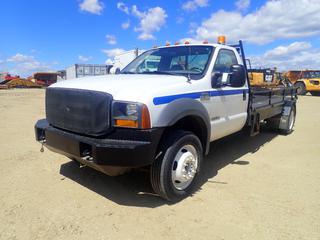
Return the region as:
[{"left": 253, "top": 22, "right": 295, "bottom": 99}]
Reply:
[{"left": 218, "top": 36, "right": 226, "bottom": 44}]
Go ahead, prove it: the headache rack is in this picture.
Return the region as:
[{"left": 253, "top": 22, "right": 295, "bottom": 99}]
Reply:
[{"left": 229, "top": 40, "right": 298, "bottom": 136}]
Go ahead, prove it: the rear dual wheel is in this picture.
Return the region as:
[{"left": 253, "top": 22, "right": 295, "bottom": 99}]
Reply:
[
  {"left": 266, "top": 105, "right": 296, "bottom": 134},
  {"left": 150, "top": 130, "right": 203, "bottom": 202},
  {"left": 282, "top": 105, "right": 296, "bottom": 134}
]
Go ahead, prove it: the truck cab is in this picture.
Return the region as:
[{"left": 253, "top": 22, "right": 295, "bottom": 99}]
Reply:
[{"left": 35, "top": 39, "right": 297, "bottom": 201}]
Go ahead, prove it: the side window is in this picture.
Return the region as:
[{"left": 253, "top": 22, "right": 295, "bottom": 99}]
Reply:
[{"left": 213, "top": 49, "right": 238, "bottom": 73}]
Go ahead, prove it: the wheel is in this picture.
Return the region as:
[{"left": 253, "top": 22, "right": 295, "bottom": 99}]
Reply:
[
  {"left": 310, "top": 91, "right": 320, "bottom": 96},
  {"left": 266, "top": 105, "right": 296, "bottom": 134},
  {"left": 281, "top": 105, "right": 296, "bottom": 134},
  {"left": 295, "top": 82, "right": 307, "bottom": 95},
  {"left": 150, "top": 130, "right": 203, "bottom": 202}
]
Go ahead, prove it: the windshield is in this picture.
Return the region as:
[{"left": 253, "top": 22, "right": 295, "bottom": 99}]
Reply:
[
  {"left": 121, "top": 46, "right": 214, "bottom": 79},
  {"left": 302, "top": 71, "right": 320, "bottom": 78}
]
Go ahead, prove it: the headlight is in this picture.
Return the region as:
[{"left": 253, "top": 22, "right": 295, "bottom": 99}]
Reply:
[{"left": 112, "top": 101, "right": 151, "bottom": 129}]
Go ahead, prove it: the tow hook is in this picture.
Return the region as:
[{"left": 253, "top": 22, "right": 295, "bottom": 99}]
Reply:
[{"left": 40, "top": 139, "right": 46, "bottom": 153}]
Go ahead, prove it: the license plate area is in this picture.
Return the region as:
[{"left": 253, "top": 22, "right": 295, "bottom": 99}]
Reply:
[{"left": 45, "top": 130, "right": 81, "bottom": 157}]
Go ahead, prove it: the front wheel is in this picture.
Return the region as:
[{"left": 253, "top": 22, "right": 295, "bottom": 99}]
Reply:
[{"left": 150, "top": 130, "right": 203, "bottom": 202}]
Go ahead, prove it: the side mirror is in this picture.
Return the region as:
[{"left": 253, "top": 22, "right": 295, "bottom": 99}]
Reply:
[
  {"left": 229, "top": 64, "right": 246, "bottom": 87},
  {"left": 211, "top": 72, "right": 223, "bottom": 88}
]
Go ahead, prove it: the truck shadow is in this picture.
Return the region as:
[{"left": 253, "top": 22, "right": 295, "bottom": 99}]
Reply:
[{"left": 59, "top": 129, "right": 277, "bottom": 208}]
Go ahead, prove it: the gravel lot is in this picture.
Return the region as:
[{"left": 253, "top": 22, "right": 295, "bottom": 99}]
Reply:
[{"left": 0, "top": 89, "right": 319, "bottom": 240}]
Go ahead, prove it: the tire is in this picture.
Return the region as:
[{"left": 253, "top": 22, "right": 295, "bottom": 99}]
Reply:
[
  {"left": 266, "top": 105, "right": 296, "bottom": 135},
  {"left": 295, "top": 82, "right": 307, "bottom": 95},
  {"left": 150, "top": 130, "right": 203, "bottom": 202},
  {"left": 310, "top": 91, "right": 320, "bottom": 96},
  {"left": 281, "top": 105, "right": 296, "bottom": 135}
]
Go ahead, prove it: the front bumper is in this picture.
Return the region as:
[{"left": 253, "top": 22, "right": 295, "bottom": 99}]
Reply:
[{"left": 35, "top": 119, "right": 163, "bottom": 167}]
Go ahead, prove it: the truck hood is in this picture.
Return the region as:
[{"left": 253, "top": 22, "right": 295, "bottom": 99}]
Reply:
[{"left": 50, "top": 74, "right": 190, "bottom": 104}]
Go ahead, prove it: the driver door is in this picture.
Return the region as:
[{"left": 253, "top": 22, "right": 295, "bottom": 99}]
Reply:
[{"left": 210, "top": 48, "right": 248, "bottom": 140}]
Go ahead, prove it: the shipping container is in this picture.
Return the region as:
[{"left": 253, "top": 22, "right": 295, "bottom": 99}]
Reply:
[{"left": 66, "top": 64, "right": 112, "bottom": 80}]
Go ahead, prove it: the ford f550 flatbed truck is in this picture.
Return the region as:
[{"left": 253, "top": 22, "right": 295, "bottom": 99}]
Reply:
[{"left": 35, "top": 39, "right": 297, "bottom": 201}]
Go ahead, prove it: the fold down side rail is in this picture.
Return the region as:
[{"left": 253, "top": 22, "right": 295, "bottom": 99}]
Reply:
[{"left": 250, "top": 86, "right": 297, "bottom": 120}]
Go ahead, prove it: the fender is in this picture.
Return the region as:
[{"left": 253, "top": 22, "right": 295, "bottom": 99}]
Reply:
[{"left": 156, "top": 98, "right": 211, "bottom": 155}]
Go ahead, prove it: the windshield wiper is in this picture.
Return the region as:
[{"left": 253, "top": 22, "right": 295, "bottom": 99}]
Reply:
[
  {"left": 139, "top": 71, "right": 182, "bottom": 76},
  {"left": 121, "top": 71, "right": 136, "bottom": 74}
]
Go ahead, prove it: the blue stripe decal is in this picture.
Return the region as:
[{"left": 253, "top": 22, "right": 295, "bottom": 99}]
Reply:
[{"left": 153, "top": 89, "right": 248, "bottom": 105}]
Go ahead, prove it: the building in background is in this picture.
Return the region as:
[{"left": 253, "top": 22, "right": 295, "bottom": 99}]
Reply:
[{"left": 66, "top": 64, "right": 112, "bottom": 80}]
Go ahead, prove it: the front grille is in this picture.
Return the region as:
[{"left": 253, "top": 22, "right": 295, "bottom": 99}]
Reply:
[{"left": 46, "top": 87, "right": 112, "bottom": 136}]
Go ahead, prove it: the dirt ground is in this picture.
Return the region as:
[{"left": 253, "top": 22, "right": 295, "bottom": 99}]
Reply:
[{"left": 0, "top": 89, "right": 319, "bottom": 240}]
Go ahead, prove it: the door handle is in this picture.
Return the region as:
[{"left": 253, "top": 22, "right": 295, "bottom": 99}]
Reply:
[{"left": 243, "top": 90, "right": 247, "bottom": 101}]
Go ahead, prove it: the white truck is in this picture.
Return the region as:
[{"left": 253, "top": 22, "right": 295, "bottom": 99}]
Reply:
[
  {"left": 35, "top": 39, "right": 297, "bottom": 201},
  {"left": 109, "top": 49, "right": 145, "bottom": 74}
]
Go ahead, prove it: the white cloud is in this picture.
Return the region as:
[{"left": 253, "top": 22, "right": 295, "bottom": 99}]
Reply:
[
  {"left": 250, "top": 42, "right": 320, "bottom": 71},
  {"left": 235, "top": 0, "right": 250, "bottom": 11},
  {"left": 182, "top": 0, "right": 208, "bottom": 11},
  {"left": 132, "top": 5, "right": 167, "bottom": 40},
  {"left": 5, "top": 53, "right": 51, "bottom": 76},
  {"left": 121, "top": 20, "right": 130, "bottom": 29},
  {"left": 78, "top": 55, "right": 92, "bottom": 62},
  {"left": 79, "top": 0, "right": 103, "bottom": 15},
  {"left": 131, "top": 5, "right": 144, "bottom": 18},
  {"left": 105, "top": 58, "right": 113, "bottom": 65},
  {"left": 117, "top": 2, "right": 129, "bottom": 14},
  {"left": 194, "top": 0, "right": 320, "bottom": 44},
  {"left": 7, "top": 53, "right": 34, "bottom": 62},
  {"left": 106, "top": 34, "right": 117, "bottom": 45},
  {"left": 102, "top": 48, "right": 126, "bottom": 58},
  {"left": 179, "top": 37, "right": 203, "bottom": 44}
]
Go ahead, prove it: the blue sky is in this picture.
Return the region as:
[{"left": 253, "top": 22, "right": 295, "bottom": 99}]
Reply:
[{"left": 0, "top": 0, "right": 320, "bottom": 76}]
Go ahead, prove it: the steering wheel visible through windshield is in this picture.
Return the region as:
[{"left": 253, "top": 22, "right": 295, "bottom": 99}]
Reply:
[{"left": 121, "top": 46, "right": 214, "bottom": 79}]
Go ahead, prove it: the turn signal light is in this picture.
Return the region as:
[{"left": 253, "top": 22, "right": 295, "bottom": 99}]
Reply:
[
  {"left": 184, "top": 41, "right": 190, "bottom": 44},
  {"left": 115, "top": 119, "right": 138, "bottom": 128},
  {"left": 165, "top": 41, "right": 170, "bottom": 46},
  {"left": 174, "top": 41, "right": 180, "bottom": 45},
  {"left": 203, "top": 40, "right": 208, "bottom": 44},
  {"left": 141, "top": 104, "right": 151, "bottom": 129}
]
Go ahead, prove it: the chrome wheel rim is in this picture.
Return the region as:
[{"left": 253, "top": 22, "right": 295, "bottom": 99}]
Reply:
[
  {"left": 289, "top": 109, "right": 295, "bottom": 130},
  {"left": 171, "top": 145, "right": 198, "bottom": 190}
]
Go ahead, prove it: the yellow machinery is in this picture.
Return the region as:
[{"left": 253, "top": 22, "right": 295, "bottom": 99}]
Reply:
[
  {"left": 248, "top": 68, "right": 280, "bottom": 87},
  {"left": 285, "top": 70, "right": 320, "bottom": 96},
  {"left": 4, "top": 78, "right": 42, "bottom": 88}
]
